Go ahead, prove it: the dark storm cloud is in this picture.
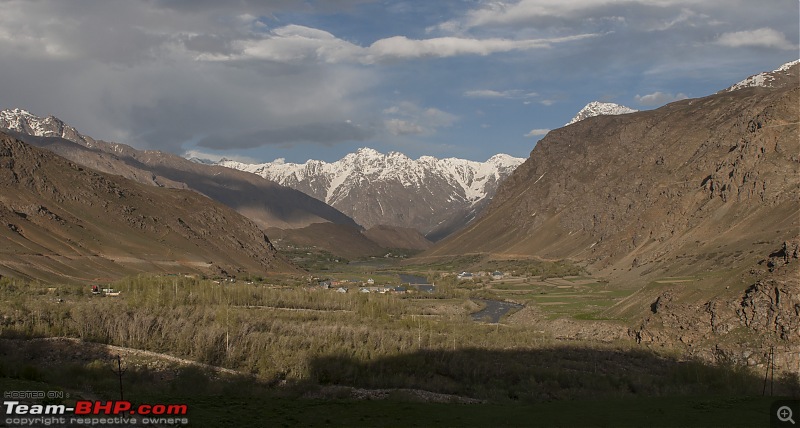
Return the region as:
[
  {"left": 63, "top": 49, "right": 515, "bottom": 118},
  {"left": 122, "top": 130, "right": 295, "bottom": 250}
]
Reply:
[
  {"left": 0, "top": 0, "right": 378, "bottom": 154},
  {"left": 198, "top": 121, "right": 375, "bottom": 149},
  {"left": 149, "top": 0, "right": 376, "bottom": 14},
  {"left": 183, "top": 34, "right": 237, "bottom": 55}
]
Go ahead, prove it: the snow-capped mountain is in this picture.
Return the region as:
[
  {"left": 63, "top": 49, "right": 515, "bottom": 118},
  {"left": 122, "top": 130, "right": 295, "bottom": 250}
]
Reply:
[
  {"left": 0, "top": 107, "right": 360, "bottom": 230},
  {"left": 566, "top": 101, "right": 638, "bottom": 126},
  {"left": 723, "top": 59, "right": 799, "bottom": 92},
  {"left": 219, "top": 148, "right": 524, "bottom": 238},
  {"left": 0, "top": 108, "right": 91, "bottom": 145}
]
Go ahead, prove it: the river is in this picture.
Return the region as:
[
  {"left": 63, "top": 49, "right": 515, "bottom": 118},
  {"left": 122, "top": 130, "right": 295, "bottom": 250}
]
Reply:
[{"left": 470, "top": 299, "right": 524, "bottom": 323}]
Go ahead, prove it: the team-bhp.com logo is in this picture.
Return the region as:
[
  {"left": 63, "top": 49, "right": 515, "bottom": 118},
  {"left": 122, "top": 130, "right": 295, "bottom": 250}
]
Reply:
[{"left": 4, "top": 398, "right": 188, "bottom": 426}]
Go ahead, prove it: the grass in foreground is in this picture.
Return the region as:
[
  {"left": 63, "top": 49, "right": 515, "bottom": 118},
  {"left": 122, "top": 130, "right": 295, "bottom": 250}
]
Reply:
[{"left": 0, "top": 377, "right": 784, "bottom": 427}]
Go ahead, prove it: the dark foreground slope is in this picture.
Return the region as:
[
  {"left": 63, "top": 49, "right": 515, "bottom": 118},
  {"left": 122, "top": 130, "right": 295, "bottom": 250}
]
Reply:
[{"left": 0, "top": 133, "right": 294, "bottom": 282}]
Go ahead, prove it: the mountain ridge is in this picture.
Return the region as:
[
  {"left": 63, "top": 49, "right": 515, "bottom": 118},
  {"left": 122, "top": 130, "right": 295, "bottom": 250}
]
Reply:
[
  {"left": 723, "top": 59, "right": 800, "bottom": 92},
  {"left": 428, "top": 81, "right": 799, "bottom": 269},
  {"left": 0, "top": 132, "right": 295, "bottom": 282},
  {"left": 0, "top": 111, "right": 359, "bottom": 231},
  {"left": 218, "top": 148, "right": 524, "bottom": 239}
]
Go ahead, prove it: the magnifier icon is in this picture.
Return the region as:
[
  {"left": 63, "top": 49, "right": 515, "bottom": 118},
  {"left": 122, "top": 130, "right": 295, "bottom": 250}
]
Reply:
[{"left": 778, "top": 406, "right": 796, "bottom": 425}]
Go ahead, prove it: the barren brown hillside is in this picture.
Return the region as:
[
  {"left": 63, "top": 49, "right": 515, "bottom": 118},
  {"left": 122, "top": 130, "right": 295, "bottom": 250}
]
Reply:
[
  {"left": 4, "top": 128, "right": 359, "bottom": 231},
  {"left": 0, "top": 133, "right": 295, "bottom": 282},
  {"left": 420, "top": 67, "right": 799, "bottom": 361},
  {"left": 426, "top": 79, "right": 799, "bottom": 280},
  {"left": 363, "top": 225, "right": 433, "bottom": 251}
]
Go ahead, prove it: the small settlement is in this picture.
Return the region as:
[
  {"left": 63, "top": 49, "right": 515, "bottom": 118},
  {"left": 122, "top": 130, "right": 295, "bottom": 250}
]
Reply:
[{"left": 317, "top": 277, "right": 434, "bottom": 294}]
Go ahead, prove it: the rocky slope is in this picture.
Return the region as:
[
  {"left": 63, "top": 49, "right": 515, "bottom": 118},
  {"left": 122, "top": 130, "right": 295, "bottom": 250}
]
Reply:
[
  {"left": 428, "top": 61, "right": 799, "bottom": 271},
  {"left": 423, "top": 60, "right": 800, "bottom": 359},
  {"left": 631, "top": 238, "right": 800, "bottom": 374},
  {"left": 218, "top": 148, "right": 524, "bottom": 239},
  {"left": 0, "top": 132, "right": 294, "bottom": 282},
  {"left": 363, "top": 225, "right": 433, "bottom": 251},
  {"left": 0, "top": 111, "right": 358, "bottom": 230},
  {"left": 565, "top": 101, "right": 637, "bottom": 126}
]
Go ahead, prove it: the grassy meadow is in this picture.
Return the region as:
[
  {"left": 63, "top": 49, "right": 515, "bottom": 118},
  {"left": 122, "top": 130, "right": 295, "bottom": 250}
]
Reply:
[{"left": 0, "top": 259, "right": 796, "bottom": 426}]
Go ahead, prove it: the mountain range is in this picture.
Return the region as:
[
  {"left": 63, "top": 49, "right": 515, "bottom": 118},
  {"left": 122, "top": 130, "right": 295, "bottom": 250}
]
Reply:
[
  {"left": 0, "top": 110, "right": 359, "bottom": 231},
  {"left": 218, "top": 149, "right": 524, "bottom": 240},
  {"left": 0, "top": 58, "right": 796, "bottom": 361},
  {"left": 0, "top": 132, "right": 294, "bottom": 282},
  {"left": 0, "top": 98, "right": 643, "bottom": 247}
]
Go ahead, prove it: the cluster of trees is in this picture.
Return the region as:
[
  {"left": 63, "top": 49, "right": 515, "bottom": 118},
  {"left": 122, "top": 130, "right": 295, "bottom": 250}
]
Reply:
[{"left": 0, "top": 275, "right": 776, "bottom": 401}]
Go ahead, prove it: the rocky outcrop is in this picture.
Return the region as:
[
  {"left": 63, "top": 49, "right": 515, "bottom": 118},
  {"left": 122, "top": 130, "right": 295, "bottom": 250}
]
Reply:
[
  {"left": 738, "top": 280, "right": 800, "bottom": 341},
  {"left": 631, "top": 241, "right": 799, "bottom": 372}
]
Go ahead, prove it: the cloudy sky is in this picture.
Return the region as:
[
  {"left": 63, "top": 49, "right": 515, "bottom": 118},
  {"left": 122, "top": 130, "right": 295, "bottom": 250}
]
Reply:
[{"left": 1, "top": 0, "right": 797, "bottom": 163}]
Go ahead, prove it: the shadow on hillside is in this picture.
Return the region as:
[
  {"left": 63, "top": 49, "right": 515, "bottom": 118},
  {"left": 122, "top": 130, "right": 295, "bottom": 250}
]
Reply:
[{"left": 307, "top": 345, "right": 798, "bottom": 402}]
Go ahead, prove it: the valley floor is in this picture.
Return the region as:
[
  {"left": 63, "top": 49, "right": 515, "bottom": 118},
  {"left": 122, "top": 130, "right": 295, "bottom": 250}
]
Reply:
[{"left": 0, "top": 260, "right": 797, "bottom": 427}]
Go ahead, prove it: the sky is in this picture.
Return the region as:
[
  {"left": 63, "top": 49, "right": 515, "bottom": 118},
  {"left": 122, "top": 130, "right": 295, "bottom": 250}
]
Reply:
[{"left": 0, "top": 0, "right": 797, "bottom": 163}]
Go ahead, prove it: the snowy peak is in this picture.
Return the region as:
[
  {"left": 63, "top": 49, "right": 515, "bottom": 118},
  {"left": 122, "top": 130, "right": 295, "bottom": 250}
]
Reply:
[
  {"left": 723, "top": 59, "right": 800, "bottom": 92},
  {"left": 220, "top": 148, "right": 523, "bottom": 205},
  {"left": 566, "top": 101, "right": 638, "bottom": 126},
  {"left": 217, "top": 148, "right": 525, "bottom": 236},
  {"left": 0, "top": 108, "right": 91, "bottom": 146},
  {"left": 3, "top": 108, "right": 71, "bottom": 138}
]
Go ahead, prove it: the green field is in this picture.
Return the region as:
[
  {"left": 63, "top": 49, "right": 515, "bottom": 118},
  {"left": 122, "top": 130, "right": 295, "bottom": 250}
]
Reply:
[{"left": 0, "top": 264, "right": 796, "bottom": 427}]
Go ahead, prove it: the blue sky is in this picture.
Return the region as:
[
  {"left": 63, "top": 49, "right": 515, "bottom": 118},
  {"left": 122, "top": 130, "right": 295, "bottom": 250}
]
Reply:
[{"left": 0, "top": 0, "right": 797, "bottom": 163}]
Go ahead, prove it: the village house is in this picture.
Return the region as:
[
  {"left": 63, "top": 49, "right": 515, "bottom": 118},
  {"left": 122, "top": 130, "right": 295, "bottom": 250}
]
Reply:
[{"left": 457, "top": 272, "right": 474, "bottom": 280}]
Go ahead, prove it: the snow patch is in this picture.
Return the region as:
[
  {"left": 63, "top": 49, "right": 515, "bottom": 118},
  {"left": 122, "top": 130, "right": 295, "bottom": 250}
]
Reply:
[
  {"left": 217, "top": 148, "right": 525, "bottom": 208},
  {"left": 726, "top": 59, "right": 800, "bottom": 92}
]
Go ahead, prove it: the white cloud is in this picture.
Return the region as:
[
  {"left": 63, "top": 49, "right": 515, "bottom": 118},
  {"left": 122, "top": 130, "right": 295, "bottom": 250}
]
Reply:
[
  {"left": 431, "top": 0, "right": 700, "bottom": 33},
  {"left": 464, "top": 89, "right": 538, "bottom": 99},
  {"left": 715, "top": 28, "right": 796, "bottom": 50},
  {"left": 524, "top": 128, "right": 550, "bottom": 137},
  {"left": 635, "top": 91, "right": 688, "bottom": 106},
  {"left": 0, "top": 0, "right": 797, "bottom": 160},
  {"left": 366, "top": 33, "right": 597, "bottom": 61},
  {"left": 385, "top": 118, "right": 425, "bottom": 136},
  {"left": 647, "top": 8, "right": 706, "bottom": 32},
  {"left": 214, "top": 24, "right": 364, "bottom": 63},
  {"left": 193, "top": 21, "right": 597, "bottom": 65},
  {"left": 383, "top": 101, "right": 458, "bottom": 136}
]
